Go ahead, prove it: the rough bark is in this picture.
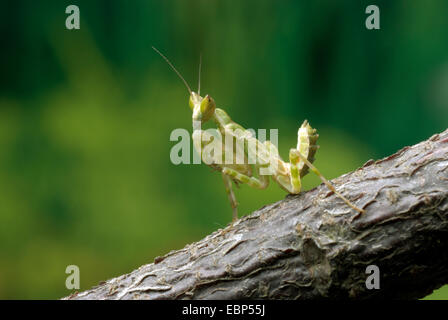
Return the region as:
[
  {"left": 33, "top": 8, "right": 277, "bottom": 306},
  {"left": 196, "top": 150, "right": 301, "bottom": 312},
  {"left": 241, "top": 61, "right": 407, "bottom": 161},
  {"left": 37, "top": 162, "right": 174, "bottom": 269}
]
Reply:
[{"left": 65, "top": 129, "right": 448, "bottom": 300}]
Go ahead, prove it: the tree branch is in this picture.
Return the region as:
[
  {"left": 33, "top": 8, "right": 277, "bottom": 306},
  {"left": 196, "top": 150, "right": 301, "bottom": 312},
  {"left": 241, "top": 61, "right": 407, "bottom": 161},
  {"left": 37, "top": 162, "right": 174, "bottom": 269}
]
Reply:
[{"left": 65, "top": 129, "right": 448, "bottom": 300}]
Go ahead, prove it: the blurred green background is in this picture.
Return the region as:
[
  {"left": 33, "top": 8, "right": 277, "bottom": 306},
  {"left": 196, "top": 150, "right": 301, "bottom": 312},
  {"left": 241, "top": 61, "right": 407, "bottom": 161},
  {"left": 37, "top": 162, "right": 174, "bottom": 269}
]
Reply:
[{"left": 0, "top": 0, "right": 447, "bottom": 299}]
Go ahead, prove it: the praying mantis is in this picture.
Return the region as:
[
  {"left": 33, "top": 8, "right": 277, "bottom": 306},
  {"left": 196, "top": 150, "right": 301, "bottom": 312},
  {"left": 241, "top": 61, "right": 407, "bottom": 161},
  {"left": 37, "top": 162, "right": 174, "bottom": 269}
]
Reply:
[{"left": 154, "top": 47, "right": 365, "bottom": 221}]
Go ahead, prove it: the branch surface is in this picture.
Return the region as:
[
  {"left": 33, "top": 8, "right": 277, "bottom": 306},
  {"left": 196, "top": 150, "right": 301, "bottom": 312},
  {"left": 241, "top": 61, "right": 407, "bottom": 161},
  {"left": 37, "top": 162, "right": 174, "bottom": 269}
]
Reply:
[{"left": 66, "top": 129, "right": 448, "bottom": 300}]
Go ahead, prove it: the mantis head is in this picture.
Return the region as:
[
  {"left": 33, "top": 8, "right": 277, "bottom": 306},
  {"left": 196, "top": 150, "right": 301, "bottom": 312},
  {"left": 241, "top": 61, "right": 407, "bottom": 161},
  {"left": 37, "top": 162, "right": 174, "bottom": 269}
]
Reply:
[
  {"left": 189, "top": 92, "right": 216, "bottom": 123},
  {"left": 152, "top": 47, "right": 215, "bottom": 123}
]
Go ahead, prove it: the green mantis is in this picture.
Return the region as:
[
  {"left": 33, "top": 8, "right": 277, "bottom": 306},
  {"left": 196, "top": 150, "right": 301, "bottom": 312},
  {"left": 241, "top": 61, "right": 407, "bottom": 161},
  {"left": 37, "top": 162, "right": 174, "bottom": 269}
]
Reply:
[{"left": 154, "top": 47, "right": 365, "bottom": 221}]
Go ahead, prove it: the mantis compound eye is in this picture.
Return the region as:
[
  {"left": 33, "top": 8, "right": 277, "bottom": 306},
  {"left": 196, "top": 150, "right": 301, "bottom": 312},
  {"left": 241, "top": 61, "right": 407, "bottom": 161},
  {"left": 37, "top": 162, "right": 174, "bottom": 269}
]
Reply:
[{"left": 199, "top": 95, "right": 216, "bottom": 122}]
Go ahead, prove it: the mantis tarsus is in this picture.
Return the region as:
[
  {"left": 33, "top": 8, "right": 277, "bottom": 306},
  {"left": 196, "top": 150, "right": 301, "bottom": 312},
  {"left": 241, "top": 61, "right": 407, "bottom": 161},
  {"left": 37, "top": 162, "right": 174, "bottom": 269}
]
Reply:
[{"left": 154, "top": 47, "right": 365, "bottom": 221}]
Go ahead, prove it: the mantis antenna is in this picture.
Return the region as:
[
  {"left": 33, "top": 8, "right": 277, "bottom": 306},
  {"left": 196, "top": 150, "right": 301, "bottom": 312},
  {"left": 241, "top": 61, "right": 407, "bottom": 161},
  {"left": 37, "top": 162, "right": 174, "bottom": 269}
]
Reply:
[
  {"left": 198, "top": 53, "right": 202, "bottom": 95},
  {"left": 152, "top": 46, "right": 192, "bottom": 95}
]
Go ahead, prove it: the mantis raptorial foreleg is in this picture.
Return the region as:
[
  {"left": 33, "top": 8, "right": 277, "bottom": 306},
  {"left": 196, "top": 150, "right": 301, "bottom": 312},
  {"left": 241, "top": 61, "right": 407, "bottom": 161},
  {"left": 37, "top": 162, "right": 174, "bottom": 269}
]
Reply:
[
  {"left": 291, "top": 149, "right": 363, "bottom": 213},
  {"left": 289, "top": 149, "right": 303, "bottom": 193}
]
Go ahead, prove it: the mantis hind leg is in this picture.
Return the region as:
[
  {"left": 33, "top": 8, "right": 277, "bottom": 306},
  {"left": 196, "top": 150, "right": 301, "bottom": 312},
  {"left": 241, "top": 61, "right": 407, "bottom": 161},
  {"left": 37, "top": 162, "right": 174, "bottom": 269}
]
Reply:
[{"left": 290, "top": 149, "right": 365, "bottom": 214}]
